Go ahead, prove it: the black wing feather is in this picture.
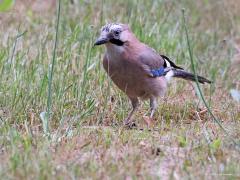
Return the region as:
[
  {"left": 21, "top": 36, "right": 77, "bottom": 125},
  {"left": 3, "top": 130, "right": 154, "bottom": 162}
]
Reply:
[{"left": 160, "top": 55, "right": 184, "bottom": 70}]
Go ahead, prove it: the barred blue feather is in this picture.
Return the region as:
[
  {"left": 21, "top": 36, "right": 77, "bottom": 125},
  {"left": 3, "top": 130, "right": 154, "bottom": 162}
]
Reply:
[{"left": 151, "top": 67, "right": 165, "bottom": 77}]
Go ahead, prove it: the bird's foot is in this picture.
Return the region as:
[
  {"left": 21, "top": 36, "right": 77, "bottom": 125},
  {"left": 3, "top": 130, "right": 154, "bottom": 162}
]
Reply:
[{"left": 143, "top": 115, "right": 154, "bottom": 128}]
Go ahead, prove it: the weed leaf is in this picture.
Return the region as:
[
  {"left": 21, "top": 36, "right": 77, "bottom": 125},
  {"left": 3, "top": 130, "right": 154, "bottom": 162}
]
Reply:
[
  {"left": 0, "top": 0, "right": 15, "bottom": 12},
  {"left": 40, "top": 111, "right": 49, "bottom": 135},
  {"left": 230, "top": 89, "right": 240, "bottom": 102}
]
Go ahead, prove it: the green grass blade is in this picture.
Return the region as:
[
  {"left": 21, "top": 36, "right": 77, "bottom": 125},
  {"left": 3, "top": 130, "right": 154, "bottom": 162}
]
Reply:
[{"left": 46, "top": 0, "right": 61, "bottom": 134}]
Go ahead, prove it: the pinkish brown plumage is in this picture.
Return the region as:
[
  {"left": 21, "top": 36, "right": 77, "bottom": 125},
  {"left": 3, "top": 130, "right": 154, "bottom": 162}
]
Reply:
[{"left": 95, "top": 23, "right": 211, "bottom": 127}]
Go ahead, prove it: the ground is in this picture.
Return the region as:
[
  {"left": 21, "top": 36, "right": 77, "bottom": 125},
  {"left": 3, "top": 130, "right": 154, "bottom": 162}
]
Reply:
[{"left": 0, "top": 0, "right": 240, "bottom": 179}]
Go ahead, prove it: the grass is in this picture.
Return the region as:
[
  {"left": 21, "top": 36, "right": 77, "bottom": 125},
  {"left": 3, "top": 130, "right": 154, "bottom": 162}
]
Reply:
[{"left": 0, "top": 0, "right": 240, "bottom": 179}]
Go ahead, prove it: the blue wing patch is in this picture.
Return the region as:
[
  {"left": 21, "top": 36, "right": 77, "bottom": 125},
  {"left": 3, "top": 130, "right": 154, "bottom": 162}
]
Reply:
[{"left": 151, "top": 67, "right": 165, "bottom": 77}]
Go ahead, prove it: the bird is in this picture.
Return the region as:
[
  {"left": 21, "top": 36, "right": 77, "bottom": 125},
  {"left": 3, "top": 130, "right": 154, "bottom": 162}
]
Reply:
[{"left": 94, "top": 23, "right": 212, "bottom": 127}]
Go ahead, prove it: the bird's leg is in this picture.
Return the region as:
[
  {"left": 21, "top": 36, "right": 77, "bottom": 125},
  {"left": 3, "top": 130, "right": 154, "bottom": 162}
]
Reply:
[
  {"left": 143, "top": 97, "right": 157, "bottom": 127},
  {"left": 124, "top": 97, "right": 139, "bottom": 127},
  {"left": 150, "top": 97, "right": 157, "bottom": 119}
]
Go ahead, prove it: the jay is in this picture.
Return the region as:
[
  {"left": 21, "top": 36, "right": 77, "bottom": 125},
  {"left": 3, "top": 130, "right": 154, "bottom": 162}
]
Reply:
[{"left": 94, "top": 23, "right": 211, "bottom": 127}]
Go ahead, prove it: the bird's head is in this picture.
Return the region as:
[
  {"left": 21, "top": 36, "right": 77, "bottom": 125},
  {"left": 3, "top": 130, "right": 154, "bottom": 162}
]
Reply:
[{"left": 94, "top": 23, "right": 131, "bottom": 47}]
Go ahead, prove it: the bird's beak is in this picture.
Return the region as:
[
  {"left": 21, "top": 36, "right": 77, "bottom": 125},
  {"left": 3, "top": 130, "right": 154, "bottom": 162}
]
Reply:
[{"left": 94, "top": 36, "right": 109, "bottom": 46}]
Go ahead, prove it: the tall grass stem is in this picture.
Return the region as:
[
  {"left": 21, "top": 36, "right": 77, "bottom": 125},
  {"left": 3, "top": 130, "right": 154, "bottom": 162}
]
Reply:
[{"left": 47, "top": 0, "right": 61, "bottom": 128}]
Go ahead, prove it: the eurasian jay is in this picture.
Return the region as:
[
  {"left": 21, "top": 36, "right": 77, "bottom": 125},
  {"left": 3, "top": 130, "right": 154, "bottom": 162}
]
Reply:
[{"left": 94, "top": 23, "right": 211, "bottom": 127}]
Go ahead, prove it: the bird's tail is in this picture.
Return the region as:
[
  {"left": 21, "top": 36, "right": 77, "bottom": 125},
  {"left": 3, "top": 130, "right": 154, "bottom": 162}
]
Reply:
[{"left": 172, "top": 69, "right": 212, "bottom": 84}]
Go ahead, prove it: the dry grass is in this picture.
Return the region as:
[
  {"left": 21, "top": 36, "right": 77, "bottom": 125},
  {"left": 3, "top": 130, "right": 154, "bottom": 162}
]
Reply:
[{"left": 0, "top": 0, "right": 240, "bottom": 179}]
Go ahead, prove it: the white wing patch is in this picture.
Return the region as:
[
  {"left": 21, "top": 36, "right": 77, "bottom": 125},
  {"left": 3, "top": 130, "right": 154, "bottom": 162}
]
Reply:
[
  {"left": 165, "top": 70, "right": 174, "bottom": 82},
  {"left": 163, "top": 57, "right": 174, "bottom": 81},
  {"left": 163, "top": 56, "right": 171, "bottom": 67}
]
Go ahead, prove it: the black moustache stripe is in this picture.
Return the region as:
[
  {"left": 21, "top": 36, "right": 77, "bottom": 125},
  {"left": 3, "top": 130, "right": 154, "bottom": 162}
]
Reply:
[{"left": 109, "top": 39, "right": 124, "bottom": 46}]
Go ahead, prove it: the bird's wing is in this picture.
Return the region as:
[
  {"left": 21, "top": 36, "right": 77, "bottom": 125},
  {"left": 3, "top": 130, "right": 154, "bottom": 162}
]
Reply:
[
  {"left": 138, "top": 46, "right": 164, "bottom": 69},
  {"left": 138, "top": 46, "right": 182, "bottom": 77}
]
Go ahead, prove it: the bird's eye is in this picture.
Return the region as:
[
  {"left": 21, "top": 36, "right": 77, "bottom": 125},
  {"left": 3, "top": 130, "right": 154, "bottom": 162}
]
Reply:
[{"left": 114, "top": 30, "right": 120, "bottom": 36}]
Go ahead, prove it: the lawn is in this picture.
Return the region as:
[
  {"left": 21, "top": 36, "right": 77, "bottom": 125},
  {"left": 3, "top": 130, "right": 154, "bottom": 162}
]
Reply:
[{"left": 0, "top": 0, "right": 240, "bottom": 179}]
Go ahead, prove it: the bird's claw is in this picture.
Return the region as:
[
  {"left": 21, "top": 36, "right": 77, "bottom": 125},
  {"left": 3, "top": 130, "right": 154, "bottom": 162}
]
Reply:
[{"left": 124, "top": 121, "right": 137, "bottom": 129}]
